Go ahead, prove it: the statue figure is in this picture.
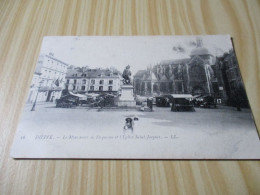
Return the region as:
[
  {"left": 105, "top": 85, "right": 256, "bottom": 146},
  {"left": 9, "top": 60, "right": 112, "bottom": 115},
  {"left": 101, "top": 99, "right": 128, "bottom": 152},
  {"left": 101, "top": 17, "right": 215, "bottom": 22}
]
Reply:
[{"left": 122, "top": 65, "right": 132, "bottom": 85}]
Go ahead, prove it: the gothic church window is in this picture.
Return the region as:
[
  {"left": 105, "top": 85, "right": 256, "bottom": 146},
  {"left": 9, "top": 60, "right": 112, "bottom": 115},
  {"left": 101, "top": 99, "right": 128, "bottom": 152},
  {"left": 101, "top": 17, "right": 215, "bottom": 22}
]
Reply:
[{"left": 190, "top": 65, "right": 206, "bottom": 82}]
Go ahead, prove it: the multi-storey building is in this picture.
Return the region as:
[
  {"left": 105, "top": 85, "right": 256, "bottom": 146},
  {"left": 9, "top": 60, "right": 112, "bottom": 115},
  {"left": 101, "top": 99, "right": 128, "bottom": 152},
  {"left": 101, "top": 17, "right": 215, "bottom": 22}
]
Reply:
[
  {"left": 26, "top": 67, "right": 42, "bottom": 103},
  {"left": 216, "top": 50, "right": 248, "bottom": 107},
  {"left": 26, "top": 53, "right": 69, "bottom": 103},
  {"left": 65, "top": 68, "right": 122, "bottom": 95}
]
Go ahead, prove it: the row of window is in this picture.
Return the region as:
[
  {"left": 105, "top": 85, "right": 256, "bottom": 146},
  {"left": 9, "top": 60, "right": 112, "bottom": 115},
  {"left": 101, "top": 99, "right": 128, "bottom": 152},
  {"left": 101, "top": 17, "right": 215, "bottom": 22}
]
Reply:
[
  {"left": 72, "top": 73, "right": 115, "bottom": 78},
  {"left": 46, "top": 59, "right": 67, "bottom": 72},
  {"left": 72, "top": 86, "right": 113, "bottom": 91},
  {"left": 67, "top": 79, "right": 114, "bottom": 85},
  {"left": 91, "top": 79, "right": 113, "bottom": 85},
  {"left": 42, "top": 69, "right": 65, "bottom": 79}
]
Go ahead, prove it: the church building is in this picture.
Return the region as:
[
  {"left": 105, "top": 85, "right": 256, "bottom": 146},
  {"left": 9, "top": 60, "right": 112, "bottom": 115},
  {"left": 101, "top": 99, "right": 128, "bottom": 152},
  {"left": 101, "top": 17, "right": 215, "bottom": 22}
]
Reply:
[{"left": 134, "top": 38, "right": 248, "bottom": 106}]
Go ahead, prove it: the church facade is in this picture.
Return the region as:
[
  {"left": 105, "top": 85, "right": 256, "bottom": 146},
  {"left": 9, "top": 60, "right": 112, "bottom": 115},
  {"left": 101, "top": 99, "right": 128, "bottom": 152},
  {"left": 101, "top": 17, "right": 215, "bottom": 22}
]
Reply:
[{"left": 134, "top": 45, "right": 248, "bottom": 107}]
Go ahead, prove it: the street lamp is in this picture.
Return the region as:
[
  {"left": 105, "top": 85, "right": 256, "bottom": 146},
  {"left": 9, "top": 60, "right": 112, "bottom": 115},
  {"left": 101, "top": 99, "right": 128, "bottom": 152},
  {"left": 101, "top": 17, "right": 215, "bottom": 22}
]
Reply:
[{"left": 31, "top": 80, "right": 44, "bottom": 111}]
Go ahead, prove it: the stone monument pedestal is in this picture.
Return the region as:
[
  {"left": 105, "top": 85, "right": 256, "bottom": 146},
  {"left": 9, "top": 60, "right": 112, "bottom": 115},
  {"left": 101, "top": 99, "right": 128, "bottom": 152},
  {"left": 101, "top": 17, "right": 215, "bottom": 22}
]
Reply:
[{"left": 118, "top": 85, "right": 136, "bottom": 107}]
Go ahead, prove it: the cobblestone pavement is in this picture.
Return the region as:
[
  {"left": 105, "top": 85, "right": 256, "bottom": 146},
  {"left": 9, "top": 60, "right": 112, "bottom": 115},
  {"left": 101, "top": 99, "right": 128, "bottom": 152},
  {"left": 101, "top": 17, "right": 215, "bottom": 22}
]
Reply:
[{"left": 16, "top": 102, "right": 260, "bottom": 159}]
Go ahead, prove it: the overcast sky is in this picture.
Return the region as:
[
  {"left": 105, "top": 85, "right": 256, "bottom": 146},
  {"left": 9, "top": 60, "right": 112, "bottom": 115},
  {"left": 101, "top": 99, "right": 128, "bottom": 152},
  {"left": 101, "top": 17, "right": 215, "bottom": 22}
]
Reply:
[{"left": 40, "top": 35, "right": 233, "bottom": 75}]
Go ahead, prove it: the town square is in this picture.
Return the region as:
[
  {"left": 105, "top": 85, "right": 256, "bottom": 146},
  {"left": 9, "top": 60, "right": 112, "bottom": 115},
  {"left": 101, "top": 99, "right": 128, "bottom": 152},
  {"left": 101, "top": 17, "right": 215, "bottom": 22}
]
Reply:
[
  {"left": 11, "top": 35, "right": 260, "bottom": 159},
  {"left": 18, "top": 100, "right": 259, "bottom": 159}
]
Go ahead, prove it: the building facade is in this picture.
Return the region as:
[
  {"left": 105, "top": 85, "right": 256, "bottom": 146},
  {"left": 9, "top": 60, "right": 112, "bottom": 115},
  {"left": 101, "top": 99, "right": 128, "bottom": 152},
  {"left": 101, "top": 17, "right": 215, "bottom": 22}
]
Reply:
[
  {"left": 26, "top": 53, "right": 69, "bottom": 103},
  {"left": 216, "top": 50, "right": 248, "bottom": 107},
  {"left": 134, "top": 43, "right": 248, "bottom": 106},
  {"left": 26, "top": 71, "right": 41, "bottom": 103},
  {"left": 134, "top": 46, "right": 218, "bottom": 97},
  {"left": 65, "top": 68, "right": 122, "bottom": 95}
]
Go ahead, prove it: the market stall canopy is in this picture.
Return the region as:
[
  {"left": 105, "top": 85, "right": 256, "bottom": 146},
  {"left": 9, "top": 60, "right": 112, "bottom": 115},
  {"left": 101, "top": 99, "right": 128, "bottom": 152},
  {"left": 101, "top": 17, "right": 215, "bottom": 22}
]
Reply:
[
  {"left": 170, "top": 94, "right": 193, "bottom": 99},
  {"left": 86, "top": 93, "right": 101, "bottom": 98},
  {"left": 69, "top": 92, "right": 88, "bottom": 98}
]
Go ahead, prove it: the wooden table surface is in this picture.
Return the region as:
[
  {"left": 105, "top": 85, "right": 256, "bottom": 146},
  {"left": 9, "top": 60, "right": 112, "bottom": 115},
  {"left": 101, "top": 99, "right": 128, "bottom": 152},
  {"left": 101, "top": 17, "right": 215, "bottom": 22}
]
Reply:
[{"left": 0, "top": 0, "right": 260, "bottom": 194}]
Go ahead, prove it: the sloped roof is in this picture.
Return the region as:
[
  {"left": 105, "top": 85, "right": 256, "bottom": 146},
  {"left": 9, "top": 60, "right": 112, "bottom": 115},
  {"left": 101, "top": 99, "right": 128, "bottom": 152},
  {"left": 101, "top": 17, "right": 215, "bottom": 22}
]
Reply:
[
  {"left": 134, "top": 70, "right": 147, "bottom": 78},
  {"left": 190, "top": 47, "right": 210, "bottom": 56},
  {"left": 86, "top": 69, "right": 120, "bottom": 78},
  {"left": 159, "top": 58, "right": 190, "bottom": 66},
  {"left": 160, "top": 75, "right": 169, "bottom": 81},
  {"left": 145, "top": 71, "right": 157, "bottom": 81},
  {"left": 66, "top": 68, "right": 120, "bottom": 78},
  {"left": 46, "top": 54, "right": 69, "bottom": 66},
  {"left": 66, "top": 69, "right": 79, "bottom": 77},
  {"left": 134, "top": 70, "right": 157, "bottom": 81}
]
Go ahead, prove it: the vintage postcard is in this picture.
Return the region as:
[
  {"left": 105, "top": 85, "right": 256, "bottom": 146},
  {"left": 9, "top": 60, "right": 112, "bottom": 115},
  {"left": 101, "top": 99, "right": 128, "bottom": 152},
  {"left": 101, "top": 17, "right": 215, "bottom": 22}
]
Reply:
[{"left": 11, "top": 35, "right": 260, "bottom": 159}]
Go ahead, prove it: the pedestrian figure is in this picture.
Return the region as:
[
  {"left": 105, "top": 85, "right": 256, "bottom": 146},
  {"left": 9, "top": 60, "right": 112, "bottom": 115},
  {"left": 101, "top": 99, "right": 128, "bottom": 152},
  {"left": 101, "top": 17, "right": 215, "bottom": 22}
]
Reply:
[
  {"left": 233, "top": 89, "right": 242, "bottom": 111},
  {"left": 147, "top": 97, "right": 153, "bottom": 111},
  {"left": 99, "top": 97, "right": 104, "bottom": 109},
  {"left": 124, "top": 117, "right": 134, "bottom": 133}
]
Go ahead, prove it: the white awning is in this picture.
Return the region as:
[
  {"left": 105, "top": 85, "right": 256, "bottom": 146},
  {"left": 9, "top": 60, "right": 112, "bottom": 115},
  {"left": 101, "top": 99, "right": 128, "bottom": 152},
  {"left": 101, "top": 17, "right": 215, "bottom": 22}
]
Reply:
[
  {"left": 86, "top": 93, "right": 100, "bottom": 98},
  {"left": 170, "top": 94, "right": 193, "bottom": 98},
  {"left": 69, "top": 92, "right": 88, "bottom": 98}
]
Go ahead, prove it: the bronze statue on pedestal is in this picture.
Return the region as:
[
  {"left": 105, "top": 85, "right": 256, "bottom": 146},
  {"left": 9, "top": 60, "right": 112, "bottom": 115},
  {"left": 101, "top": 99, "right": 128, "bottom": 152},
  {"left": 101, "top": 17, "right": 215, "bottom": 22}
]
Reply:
[{"left": 122, "top": 65, "right": 132, "bottom": 85}]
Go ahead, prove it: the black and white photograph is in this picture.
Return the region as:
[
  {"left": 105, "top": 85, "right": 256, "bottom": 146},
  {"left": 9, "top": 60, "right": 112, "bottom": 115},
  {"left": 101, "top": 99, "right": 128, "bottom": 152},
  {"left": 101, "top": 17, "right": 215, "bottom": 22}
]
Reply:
[{"left": 11, "top": 35, "right": 260, "bottom": 159}]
